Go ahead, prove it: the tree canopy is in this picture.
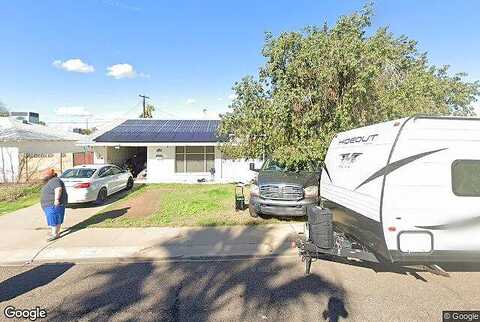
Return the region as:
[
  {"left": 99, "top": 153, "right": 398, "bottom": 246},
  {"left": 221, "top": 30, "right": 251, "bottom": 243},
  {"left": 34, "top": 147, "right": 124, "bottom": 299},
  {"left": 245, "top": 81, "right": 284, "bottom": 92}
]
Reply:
[
  {"left": 0, "top": 100, "right": 9, "bottom": 117},
  {"left": 219, "top": 4, "right": 479, "bottom": 167},
  {"left": 139, "top": 103, "right": 155, "bottom": 118}
]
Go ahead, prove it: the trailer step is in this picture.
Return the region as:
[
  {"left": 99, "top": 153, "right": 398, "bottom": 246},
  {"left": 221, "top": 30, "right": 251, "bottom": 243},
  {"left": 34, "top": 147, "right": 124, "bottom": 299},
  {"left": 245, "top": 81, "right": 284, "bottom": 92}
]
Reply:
[{"left": 423, "top": 264, "right": 450, "bottom": 277}]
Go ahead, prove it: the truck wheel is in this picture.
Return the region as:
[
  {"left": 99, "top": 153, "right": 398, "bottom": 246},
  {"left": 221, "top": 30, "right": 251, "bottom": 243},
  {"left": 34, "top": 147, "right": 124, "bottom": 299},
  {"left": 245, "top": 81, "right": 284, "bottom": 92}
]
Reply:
[
  {"left": 305, "top": 256, "right": 312, "bottom": 275},
  {"left": 249, "top": 203, "right": 259, "bottom": 218}
]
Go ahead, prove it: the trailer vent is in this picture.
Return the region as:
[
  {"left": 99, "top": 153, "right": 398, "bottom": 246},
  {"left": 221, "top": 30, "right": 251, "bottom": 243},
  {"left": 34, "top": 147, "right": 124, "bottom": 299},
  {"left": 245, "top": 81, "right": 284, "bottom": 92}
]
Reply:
[{"left": 260, "top": 184, "right": 303, "bottom": 200}]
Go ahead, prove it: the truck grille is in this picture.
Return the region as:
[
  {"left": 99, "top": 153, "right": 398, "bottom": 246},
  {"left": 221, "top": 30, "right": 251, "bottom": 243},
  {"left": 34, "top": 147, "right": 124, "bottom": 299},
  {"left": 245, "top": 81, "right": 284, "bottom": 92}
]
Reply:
[{"left": 260, "top": 184, "right": 303, "bottom": 201}]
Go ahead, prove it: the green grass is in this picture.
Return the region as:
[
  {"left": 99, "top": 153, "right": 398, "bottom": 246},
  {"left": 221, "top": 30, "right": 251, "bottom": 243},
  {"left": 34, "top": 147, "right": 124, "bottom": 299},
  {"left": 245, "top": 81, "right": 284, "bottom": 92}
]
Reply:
[
  {"left": 88, "top": 183, "right": 290, "bottom": 228},
  {"left": 0, "top": 183, "right": 42, "bottom": 215}
]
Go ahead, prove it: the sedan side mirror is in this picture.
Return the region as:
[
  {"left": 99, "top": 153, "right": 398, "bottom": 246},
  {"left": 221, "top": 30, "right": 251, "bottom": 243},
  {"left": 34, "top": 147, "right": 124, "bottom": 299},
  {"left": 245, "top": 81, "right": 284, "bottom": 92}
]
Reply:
[{"left": 249, "top": 162, "right": 259, "bottom": 172}]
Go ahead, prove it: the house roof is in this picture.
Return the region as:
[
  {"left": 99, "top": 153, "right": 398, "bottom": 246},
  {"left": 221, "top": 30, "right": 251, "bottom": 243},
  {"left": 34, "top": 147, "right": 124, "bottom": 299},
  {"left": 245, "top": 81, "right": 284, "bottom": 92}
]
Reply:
[
  {"left": 0, "top": 117, "right": 84, "bottom": 143},
  {"left": 93, "top": 119, "right": 223, "bottom": 143}
]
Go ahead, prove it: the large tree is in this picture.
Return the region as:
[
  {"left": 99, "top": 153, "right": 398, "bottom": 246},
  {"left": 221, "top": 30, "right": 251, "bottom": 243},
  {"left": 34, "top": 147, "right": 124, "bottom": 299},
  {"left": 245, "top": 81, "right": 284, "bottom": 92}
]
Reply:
[{"left": 219, "top": 4, "right": 479, "bottom": 167}]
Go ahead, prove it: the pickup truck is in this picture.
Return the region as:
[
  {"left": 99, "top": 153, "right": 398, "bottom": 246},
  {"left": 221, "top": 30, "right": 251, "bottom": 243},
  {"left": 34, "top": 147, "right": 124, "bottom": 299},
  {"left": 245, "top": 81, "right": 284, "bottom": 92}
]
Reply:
[{"left": 248, "top": 159, "right": 320, "bottom": 218}]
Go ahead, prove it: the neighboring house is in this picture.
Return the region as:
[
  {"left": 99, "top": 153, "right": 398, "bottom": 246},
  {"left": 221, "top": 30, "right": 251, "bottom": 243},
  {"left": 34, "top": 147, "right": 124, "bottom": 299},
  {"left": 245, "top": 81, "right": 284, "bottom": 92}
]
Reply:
[
  {"left": 9, "top": 111, "right": 40, "bottom": 124},
  {"left": 91, "top": 119, "right": 260, "bottom": 183},
  {"left": 0, "top": 117, "right": 91, "bottom": 183}
]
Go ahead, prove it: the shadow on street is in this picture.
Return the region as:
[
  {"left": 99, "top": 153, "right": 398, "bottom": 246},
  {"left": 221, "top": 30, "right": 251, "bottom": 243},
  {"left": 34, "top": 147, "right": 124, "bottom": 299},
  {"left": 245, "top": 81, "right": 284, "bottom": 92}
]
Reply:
[
  {"left": 0, "top": 263, "right": 74, "bottom": 303},
  {"left": 4, "top": 225, "right": 480, "bottom": 321},
  {"left": 44, "top": 227, "right": 349, "bottom": 322}
]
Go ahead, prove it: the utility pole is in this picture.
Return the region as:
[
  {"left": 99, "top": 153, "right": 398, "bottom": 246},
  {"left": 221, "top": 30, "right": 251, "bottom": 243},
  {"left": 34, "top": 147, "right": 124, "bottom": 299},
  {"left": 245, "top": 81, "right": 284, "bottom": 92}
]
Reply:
[{"left": 139, "top": 94, "right": 150, "bottom": 117}]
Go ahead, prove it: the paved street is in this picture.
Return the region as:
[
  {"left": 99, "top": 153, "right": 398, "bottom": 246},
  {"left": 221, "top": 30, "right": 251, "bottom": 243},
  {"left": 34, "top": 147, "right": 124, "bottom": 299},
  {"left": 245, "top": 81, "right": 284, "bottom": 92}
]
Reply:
[{"left": 1, "top": 256, "right": 479, "bottom": 322}]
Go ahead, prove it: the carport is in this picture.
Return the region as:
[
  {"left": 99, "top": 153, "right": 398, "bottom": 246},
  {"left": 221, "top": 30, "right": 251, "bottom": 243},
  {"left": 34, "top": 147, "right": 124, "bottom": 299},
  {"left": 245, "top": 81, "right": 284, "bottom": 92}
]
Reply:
[{"left": 93, "top": 145, "right": 147, "bottom": 177}]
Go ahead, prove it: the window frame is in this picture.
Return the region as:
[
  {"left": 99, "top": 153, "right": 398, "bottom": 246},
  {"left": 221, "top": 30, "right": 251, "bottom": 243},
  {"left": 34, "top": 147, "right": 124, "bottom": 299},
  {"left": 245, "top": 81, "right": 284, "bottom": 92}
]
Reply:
[
  {"left": 97, "top": 166, "right": 112, "bottom": 178},
  {"left": 175, "top": 146, "right": 215, "bottom": 173},
  {"left": 451, "top": 159, "right": 480, "bottom": 197},
  {"left": 60, "top": 168, "right": 96, "bottom": 179},
  {"left": 110, "top": 166, "right": 123, "bottom": 175}
]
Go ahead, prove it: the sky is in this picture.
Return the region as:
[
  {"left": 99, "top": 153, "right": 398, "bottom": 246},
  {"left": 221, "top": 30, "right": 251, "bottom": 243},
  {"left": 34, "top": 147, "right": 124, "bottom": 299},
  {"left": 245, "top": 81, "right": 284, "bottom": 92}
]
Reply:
[{"left": 0, "top": 0, "right": 479, "bottom": 127}]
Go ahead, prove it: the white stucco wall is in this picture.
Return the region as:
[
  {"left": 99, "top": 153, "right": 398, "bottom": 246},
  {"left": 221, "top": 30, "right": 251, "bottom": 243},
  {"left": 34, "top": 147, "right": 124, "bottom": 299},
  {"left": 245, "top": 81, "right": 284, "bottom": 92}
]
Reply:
[
  {"left": 92, "top": 143, "right": 262, "bottom": 183},
  {"left": 146, "top": 145, "right": 261, "bottom": 184},
  {"left": 0, "top": 147, "right": 19, "bottom": 183},
  {"left": 93, "top": 146, "right": 107, "bottom": 164}
]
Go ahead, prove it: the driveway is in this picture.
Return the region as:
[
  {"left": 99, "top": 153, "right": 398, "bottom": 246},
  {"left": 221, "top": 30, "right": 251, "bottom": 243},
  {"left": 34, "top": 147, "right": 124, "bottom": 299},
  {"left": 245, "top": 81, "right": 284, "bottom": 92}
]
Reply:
[{"left": 0, "top": 189, "right": 132, "bottom": 261}]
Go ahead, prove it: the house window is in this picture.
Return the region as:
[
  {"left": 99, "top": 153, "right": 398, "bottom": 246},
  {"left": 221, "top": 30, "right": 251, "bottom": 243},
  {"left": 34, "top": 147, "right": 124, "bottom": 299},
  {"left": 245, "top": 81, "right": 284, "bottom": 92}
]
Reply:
[
  {"left": 452, "top": 160, "right": 480, "bottom": 196},
  {"left": 175, "top": 146, "right": 215, "bottom": 173}
]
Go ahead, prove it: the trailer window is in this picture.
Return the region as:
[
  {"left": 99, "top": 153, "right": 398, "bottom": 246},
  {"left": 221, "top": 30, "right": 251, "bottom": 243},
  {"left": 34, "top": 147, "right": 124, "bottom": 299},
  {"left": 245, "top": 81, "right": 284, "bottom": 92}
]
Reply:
[{"left": 452, "top": 160, "right": 480, "bottom": 196}]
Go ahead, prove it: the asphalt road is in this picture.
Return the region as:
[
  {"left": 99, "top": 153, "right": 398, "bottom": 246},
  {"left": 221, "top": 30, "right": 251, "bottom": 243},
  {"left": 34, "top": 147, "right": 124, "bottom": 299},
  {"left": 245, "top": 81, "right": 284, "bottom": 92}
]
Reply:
[{"left": 1, "top": 257, "right": 479, "bottom": 322}]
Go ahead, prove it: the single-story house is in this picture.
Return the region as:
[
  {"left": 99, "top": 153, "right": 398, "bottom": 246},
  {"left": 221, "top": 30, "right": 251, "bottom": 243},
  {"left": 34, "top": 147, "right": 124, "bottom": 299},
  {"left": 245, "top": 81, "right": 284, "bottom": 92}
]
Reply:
[
  {"left": 91, "top": 119, "right": 260, "bottom": 183},
  {"left": 0, "top": 117, "right": 91, "bottom": 183}
]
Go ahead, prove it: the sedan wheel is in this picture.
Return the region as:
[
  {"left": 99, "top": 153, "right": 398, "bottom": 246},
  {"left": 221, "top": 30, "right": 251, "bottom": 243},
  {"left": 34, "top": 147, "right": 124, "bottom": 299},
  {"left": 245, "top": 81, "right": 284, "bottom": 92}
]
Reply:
[
  {"left": 95, "top": 188, "right": 108, "bottom": 205},
  {"left": 126, "top": 177, "right": 134, "bottom": 190}
]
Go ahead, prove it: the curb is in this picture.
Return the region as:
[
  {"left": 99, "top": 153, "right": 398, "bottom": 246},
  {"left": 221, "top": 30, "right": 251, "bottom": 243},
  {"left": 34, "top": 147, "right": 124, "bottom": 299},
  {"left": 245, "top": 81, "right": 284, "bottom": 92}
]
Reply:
[{"left": 0, "top": 251, "right": 301, "bottom": 267}]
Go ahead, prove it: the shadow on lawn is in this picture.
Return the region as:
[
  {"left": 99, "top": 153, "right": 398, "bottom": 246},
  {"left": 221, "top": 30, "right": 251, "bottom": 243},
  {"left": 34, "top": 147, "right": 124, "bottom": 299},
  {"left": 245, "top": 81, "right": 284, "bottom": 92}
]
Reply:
[{"left": 46, "top": 227, "right": 350, "bottom": 322}]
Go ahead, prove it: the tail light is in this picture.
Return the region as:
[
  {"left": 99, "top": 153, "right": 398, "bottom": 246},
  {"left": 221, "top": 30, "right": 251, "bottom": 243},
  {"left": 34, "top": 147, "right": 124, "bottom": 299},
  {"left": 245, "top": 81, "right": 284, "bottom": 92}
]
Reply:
[{"left": 74, "top": 182, "right": 91, "bottom": 189}]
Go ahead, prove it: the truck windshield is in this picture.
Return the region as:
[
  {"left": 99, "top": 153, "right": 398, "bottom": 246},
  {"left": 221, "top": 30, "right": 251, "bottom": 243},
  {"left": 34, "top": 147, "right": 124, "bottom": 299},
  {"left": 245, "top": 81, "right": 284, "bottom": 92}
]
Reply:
[
  {"left": 261, "top": 159, "right": 316, "bottom": 172},
  {"left": 61, "top": 168, "right": 96, "bottom": 179}
]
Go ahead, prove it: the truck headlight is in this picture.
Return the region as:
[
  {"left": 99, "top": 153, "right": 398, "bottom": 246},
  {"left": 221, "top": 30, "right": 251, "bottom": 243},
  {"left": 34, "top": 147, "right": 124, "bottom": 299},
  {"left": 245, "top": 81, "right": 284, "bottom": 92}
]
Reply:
[
  {"left": 250, "top": 184, "right": 260, "bottom": 196},
  {"left": 304, "top": 185, "right": 318, "bottom": 198}
]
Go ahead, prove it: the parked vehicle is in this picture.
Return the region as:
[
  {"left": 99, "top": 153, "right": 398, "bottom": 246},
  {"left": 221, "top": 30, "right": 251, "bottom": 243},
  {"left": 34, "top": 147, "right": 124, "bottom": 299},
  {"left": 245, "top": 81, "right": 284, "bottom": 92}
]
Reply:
[
  {"left": 248, "top": 159, "right": 320, "bottom": 218},
  {"left": 298, "top": 115, "right": 480, "bottom": 275},
  {"left": 60, "top": 164, "right": 134, "bottom": 204}
]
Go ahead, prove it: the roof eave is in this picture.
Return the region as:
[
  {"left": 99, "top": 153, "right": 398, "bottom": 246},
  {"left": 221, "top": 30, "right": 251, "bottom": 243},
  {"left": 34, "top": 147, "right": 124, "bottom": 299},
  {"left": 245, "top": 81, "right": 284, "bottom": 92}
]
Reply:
[{"left": 91, "top": 141, "right": 223, "bottom": 147}]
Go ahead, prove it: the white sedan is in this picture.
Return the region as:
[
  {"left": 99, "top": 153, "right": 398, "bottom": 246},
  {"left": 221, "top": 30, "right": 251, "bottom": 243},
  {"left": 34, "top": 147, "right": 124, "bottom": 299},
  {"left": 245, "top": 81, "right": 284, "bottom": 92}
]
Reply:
[{"left": 60, "top": 164, "right": 134, "bottom": 204}]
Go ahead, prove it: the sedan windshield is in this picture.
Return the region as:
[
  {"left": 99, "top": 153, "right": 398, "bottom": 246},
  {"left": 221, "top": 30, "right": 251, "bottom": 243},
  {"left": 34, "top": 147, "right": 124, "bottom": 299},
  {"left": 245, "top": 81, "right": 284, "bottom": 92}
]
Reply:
[{"left": 61, "top": 168, "right": 96, "bottom": 179}]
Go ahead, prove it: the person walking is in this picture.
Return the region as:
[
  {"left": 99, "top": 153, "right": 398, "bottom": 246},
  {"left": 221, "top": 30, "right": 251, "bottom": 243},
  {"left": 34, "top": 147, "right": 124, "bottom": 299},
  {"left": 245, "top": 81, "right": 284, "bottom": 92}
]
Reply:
[{"left": 40, "top": 168, "right": 68, "bottom": 241}]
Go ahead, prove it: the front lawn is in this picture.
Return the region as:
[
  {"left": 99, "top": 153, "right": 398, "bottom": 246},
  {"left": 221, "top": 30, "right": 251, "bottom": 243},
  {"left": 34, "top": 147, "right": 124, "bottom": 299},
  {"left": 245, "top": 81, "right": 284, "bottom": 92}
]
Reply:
[
  {"left": 0, "top": 183, "right": 42, "bottom": 215},
  {"left": 84, "top": 183, "right": 288, "bottom": 228}
]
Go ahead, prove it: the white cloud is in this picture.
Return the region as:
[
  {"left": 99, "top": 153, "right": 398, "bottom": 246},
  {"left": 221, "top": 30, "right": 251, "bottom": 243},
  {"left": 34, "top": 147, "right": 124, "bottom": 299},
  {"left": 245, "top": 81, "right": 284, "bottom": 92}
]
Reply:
[
  {"left": 217, "top": 98, "right": 223, "bottom": 101},
  {"left": 228, "top": 93, "right": 237, "bottom": 100},
  {"left": 106, "top": 63, "right": 138, "bottom": 79},
  {"left": 186, "top": 98, "right": 196, "bottom": 105},
  {"left": 53, "top": 59, "right": 95, "bottom": 73},
  {"left": 56, "top": 106, "right": 92, "bottom": 117},
  {"left": 189, "top": 109, "right": 221, "bottom": 120}
]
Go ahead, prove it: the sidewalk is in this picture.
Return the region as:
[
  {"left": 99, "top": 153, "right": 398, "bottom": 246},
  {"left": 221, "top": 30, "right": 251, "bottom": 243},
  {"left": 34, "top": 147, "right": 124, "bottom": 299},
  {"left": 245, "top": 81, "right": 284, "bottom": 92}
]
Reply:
[{"left": 0, "top": 202, "right": 304, "bottom": 265}]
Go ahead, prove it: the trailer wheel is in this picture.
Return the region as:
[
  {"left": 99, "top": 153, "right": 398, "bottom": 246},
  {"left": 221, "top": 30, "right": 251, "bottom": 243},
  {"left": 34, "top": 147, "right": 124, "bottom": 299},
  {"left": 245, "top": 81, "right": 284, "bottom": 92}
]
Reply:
[{"left": 304, "top": 256, "right": 312, "bottom": 275}]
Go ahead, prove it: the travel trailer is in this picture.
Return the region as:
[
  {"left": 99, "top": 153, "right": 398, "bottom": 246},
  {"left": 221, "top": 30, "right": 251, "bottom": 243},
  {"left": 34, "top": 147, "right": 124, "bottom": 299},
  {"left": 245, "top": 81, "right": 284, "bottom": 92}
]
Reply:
[{"left": 298, "top": 115, "right": 480, "bottom": 274}]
